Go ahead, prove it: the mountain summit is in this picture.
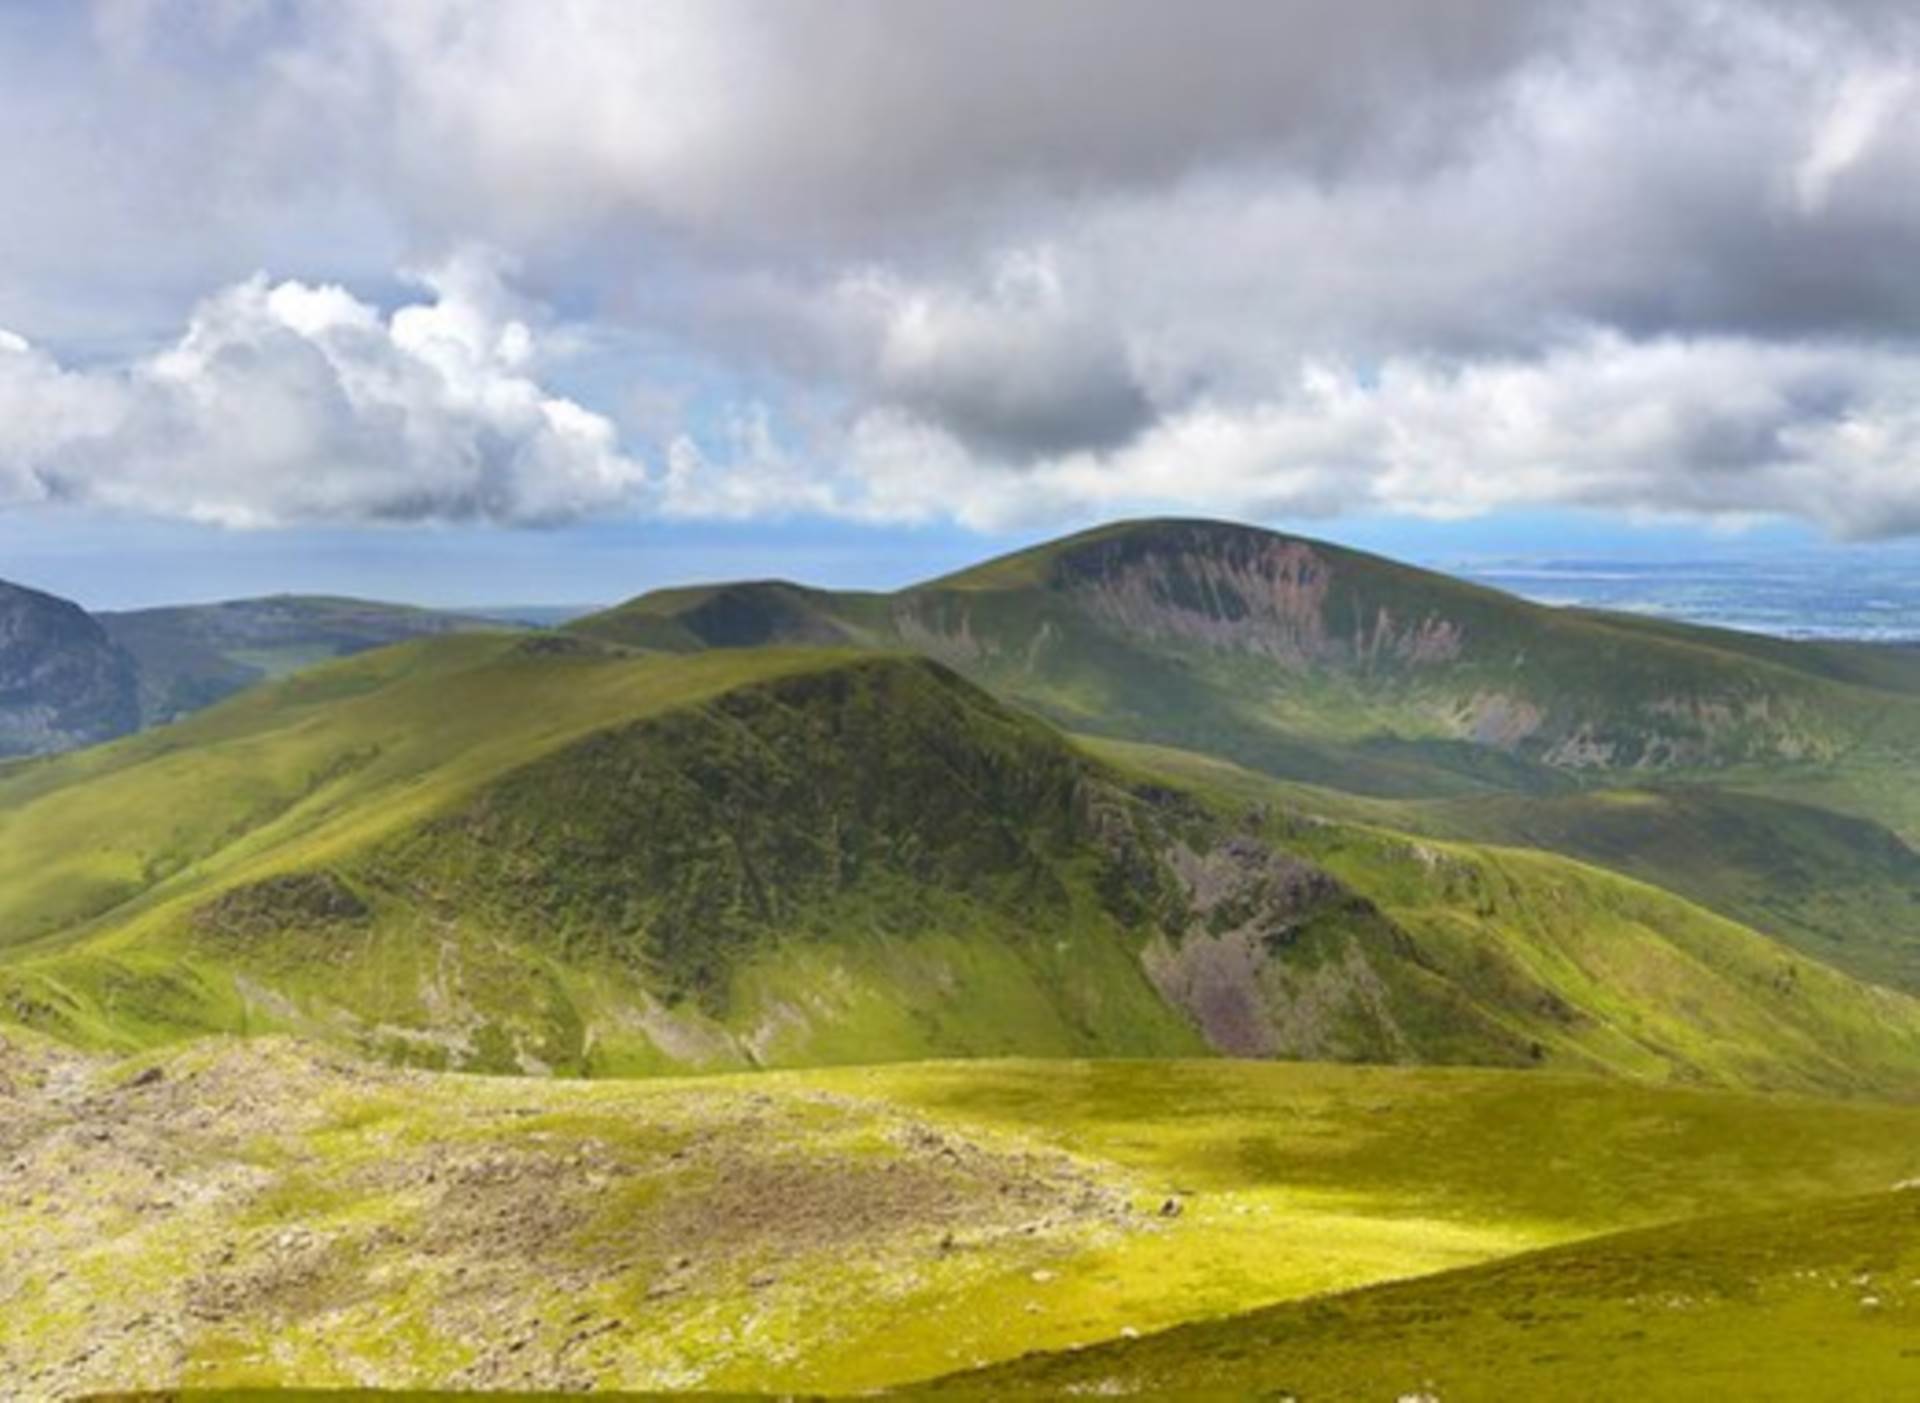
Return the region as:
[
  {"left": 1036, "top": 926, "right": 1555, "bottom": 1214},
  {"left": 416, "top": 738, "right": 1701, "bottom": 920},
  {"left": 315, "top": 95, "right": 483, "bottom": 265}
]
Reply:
[{"left": 578, "top": 518, "right": 1906, "bottom": 794}]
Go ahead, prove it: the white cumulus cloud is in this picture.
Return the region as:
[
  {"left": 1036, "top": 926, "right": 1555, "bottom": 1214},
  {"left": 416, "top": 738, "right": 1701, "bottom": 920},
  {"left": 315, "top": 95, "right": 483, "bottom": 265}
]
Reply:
[{"left": 0, "top": 254, "right": 645, "bottom": 527}]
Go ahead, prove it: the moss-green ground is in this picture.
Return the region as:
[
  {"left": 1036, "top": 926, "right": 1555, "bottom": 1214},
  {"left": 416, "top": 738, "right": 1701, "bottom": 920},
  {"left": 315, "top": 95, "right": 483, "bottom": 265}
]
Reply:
[
  {"left": 9, "top": 1040, "right": 1920, "bottom": 1399},
  {"left": 928, "top": 1187, "right": 1920, "bottom": 1400}
]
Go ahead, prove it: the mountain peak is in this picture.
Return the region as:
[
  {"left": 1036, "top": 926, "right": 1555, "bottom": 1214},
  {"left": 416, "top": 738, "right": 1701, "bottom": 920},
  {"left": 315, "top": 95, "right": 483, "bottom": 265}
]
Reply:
[{"left": 917, "top": 517, "right": 1323, "bottom": 593}]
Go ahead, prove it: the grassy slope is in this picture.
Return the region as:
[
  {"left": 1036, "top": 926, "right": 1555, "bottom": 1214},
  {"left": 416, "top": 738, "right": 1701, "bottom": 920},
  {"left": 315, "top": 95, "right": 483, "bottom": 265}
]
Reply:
[
  {"left": 567, "top": 519, "right": 1920, "bottom": 1025},
  {"left": 1079, "top": 737, "right": 1920, "bottom": 1096},
  {"left": 2, "top": 634, "right": 1919, "bottom": 1096},
  {"left": 9, "top": 1044, "right": 1920, "bottom": 1397},
  {"left": 0, "top": 635, "right": 853, "bottom": 954},
  {"left": 927, "top": 1187, "right": 1920, "bottom": 1401},
  {"left": 0, "top": 641, "right": 1206, "bottom": 1071},
  {"left": 1403, "top": 784, "right": 1920, "bottom": 994},
  {"left": 1091, "top": 733, "right": 1920, "bottom": 996},
  {"left": 0, "top": 637, "right": 1226, "bottom": 1063}
]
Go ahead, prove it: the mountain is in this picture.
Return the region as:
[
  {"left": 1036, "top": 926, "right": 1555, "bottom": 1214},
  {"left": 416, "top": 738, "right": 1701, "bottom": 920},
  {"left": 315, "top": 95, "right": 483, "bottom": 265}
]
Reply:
[
  {"left": 99, "top": 594, "right": 511, "bottom": 725},
  {"left": 2, "top": 631, "right": 1917, "bottom": 1094},
  {"left": 575, "top": 518, "right": 1920, "bottom": 799},
  {"left": 8, "top": 519, "right": 1920, "bottom": 1397},
  {"left": 0, "top": 579, "right": 138, "bottom": 758},
  {"left": 570, "top": 519, "right": 1920, "bottom": 1004},
  {"left": 0, "top": 583, "right": 522, "bottom": 758}
]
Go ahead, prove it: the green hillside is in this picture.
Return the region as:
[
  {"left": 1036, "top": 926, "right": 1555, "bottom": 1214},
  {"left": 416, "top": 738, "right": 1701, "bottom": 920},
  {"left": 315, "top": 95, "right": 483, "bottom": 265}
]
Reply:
[
  {"left": 1403, "top": 784, "right": 1920, "bottom": 994},
  {"left": 1089, "top": 736, "right": 1920, "bottom": 997},
  {"left": 575, "top": 519, "right": 1920, "bottom": 798},
  {"left": 1, "top": 630, "right": 1918, "bottom": 1096},
  {"left": 9, "top": 1044, "right": 1920, "bottom": 1398},
  {"left": 926, "top": 1186, "right": 1920, "bottom": 1400}
]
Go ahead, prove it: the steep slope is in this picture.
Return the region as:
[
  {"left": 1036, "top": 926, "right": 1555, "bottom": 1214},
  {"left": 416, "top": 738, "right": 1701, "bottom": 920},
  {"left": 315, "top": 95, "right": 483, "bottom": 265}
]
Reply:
[
  {"left": 1405, "top": 784, "right": 1920, "bottom": 995},
  {"left": 577, "top": 518, "right": 1920, "bottom": 797},
  {"left": 1092, "top": 737, "right": 1920, "bottom": 998},
  {"left": 0, "top": 579, "right": 138, "bottom": 757},
  {"left": 2, "top": 635, "right": 1918, "bottom": 1095},
  {"left": 99, "top": 594, "right": 509, "bottom": 725}
]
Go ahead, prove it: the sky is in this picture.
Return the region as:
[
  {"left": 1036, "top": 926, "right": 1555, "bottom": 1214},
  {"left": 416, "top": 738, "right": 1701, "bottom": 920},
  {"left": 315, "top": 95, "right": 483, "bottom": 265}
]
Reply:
[{"left": 5, "top": 1, "right": 1920, "bottom": 608}]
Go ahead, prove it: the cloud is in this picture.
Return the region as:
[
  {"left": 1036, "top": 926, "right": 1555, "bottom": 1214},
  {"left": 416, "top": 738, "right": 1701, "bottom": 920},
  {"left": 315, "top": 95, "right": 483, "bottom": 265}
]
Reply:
[
  {"left": 1793, "top": 66, "right": 1916, "bottom": 213},
  {"left": 831, "top": 251, "right": 1155, "bottom": 460},
  {"left": 6, "top": 2, "right": 1920, "bottom": 539},
  {"left": 254, "top": 0, "right": 1558, "bottom": 242},
  {"left": 0, "top": 253, "right": 645, "bottom": 527},
  {"left": 707, "top": 333, "right": 1920, "bottom": 540}
]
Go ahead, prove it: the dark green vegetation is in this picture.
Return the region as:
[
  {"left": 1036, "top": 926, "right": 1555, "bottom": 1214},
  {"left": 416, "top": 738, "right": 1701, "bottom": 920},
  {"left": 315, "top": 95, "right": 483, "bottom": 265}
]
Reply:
[{"left": 100, "top": 594, "right": 510, "bottom": 725}]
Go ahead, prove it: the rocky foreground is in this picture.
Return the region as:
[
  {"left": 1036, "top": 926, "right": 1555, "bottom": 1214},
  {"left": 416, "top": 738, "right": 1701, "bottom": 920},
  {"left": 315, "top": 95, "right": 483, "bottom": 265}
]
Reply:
[{"left": 0, "top": 1034, "right": 1150, "bottom": 1399}]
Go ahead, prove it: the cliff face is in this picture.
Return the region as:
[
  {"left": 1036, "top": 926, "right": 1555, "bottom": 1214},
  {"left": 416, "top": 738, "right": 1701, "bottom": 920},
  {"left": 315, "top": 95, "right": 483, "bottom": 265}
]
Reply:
[
  {"left": 0, "top": 581, "right": 139, "bottom": 757},
  {"left": 1048, "top": 522, "right": 1465, "bottom": 669}
]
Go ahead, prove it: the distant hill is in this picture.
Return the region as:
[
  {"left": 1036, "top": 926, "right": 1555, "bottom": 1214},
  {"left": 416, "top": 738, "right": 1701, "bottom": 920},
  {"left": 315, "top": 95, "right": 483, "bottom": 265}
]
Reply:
[
  {"left": 0, "top": 579, "right": 137, "bottom": 757},
  {"left": 0, "top": 582, "right": 526, "bottom": 756},
  {"left": 99, "top": 594, "right": 511, "bottom": 725},
  {"left": 575, "top": 518, "right": 1920, "bottom": 798},
  {"left": 566, "top": 519, "right": 1920, "bottom": 1011}
]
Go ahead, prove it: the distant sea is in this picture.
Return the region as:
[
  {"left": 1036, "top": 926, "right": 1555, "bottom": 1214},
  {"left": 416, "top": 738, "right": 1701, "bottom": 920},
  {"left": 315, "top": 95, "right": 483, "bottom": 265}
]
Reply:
[{"left": 1450, "top": 556, "right": 1920, "bottom": 642}]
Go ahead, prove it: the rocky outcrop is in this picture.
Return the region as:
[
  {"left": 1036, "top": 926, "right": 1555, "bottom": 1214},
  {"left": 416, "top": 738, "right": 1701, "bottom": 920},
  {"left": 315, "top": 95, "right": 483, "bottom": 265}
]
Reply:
[
  {"left": 0, "top": 580, "right": 139, "bottom": 758},
  {"left": 1138, "top": 831, "right": 1435, "bottom": 1063},
  {"left": 1051, "top": 522, "right": 1463, "bottom": 668}
]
